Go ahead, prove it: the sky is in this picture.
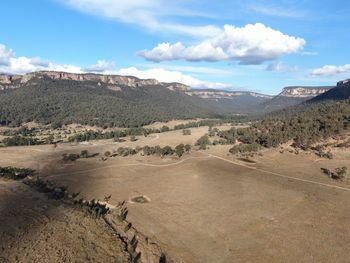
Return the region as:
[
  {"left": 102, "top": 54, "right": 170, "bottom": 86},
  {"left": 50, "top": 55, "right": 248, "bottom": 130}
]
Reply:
[{"left": 0, "top": 0, "right": 350, "bottom": 95}]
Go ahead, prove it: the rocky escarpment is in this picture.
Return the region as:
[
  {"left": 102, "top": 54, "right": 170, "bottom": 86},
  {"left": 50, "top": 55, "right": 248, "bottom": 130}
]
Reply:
[
  {"left": 279, "top": 86, "right": 333, "bottom": 98},
  {"left": 337, "top": 79, "right": 350, "bottom": 86},
  {"left": 309, "top": 78, "right": 350, "bottom": 102},
  {"left": 0, "top": 71, "right": 190, "bottom": 92},
  {"left": 186, "top": 89, "right": 272, "bottom": 99}
]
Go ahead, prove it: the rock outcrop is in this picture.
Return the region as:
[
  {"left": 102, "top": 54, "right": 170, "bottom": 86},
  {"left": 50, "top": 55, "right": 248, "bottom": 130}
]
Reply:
[
  {"left": 279, "top": 86, "right": 333, "bottom": 98},
  {"left": 186, "top": 89, "right": 272, "bottom": 99},
  {"left": 0, "top": 71, "right": 191, "bottom": 92}
]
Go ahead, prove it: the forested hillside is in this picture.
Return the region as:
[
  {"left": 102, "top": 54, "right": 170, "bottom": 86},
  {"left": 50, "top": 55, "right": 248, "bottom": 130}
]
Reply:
[
  {"left": 0, "top": 77, "right": 223, "bottom": 128},
  {"left": 226, "top": 99, "right": 350, "bottom": 150},
  {"left": 309, "top": 79, "right": 350, "bottom": 103}
]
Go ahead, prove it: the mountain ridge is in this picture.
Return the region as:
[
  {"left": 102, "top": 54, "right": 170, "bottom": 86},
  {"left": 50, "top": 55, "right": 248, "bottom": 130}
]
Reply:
[{"left": 0, "top": 71, "right": 190, "bottom": 92}]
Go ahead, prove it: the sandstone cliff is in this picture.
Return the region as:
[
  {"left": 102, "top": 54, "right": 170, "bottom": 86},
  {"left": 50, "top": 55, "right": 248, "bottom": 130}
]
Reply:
[
  {"left": 0, "top": 71, "right": 191, "bottom": 92},
  {"left": 279, "top": 86, "right": 333, "bottom": 98}
]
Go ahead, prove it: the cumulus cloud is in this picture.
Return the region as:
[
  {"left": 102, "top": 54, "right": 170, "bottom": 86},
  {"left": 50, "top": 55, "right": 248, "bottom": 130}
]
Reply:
[
  {"left": 139, "top": 23, "right": 306, "bottom": 64},
  {"left": 0, "top": 44, "right": 14, "bottom": 66},
  {"left": 58, "top": 0, "right": 221, "bottom": 37},
  {"left": 310, "top": 64, "right": 350, "bottom": 77},
  {"left": 117, "top": 67, "right": 233, "bottom": 89},
  {"left": 0, "top": 43, "right": 232, "bottom": 89},
  {"left": 141, "top": 64, "right": 232, "bottom": 75},
  {"left": 83, "top": 60, "right": 116, "bottom": 72}
]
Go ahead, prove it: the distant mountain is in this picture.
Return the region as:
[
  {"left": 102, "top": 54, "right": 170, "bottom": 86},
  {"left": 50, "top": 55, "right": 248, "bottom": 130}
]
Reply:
[
  {"left": 0, "top": 71, "right": 190, "bottom": 92},
  {"left": 186, "top": 89, "right": 273, "bottom": 113},
  {"left": 279, "top": 86, "right": 332, "bottom": 97},
  {"left": 0, "top": 72, "right": 222, "bottom": 128},
  {"left": 186, "top": 86, "right": 332, "bottom": 114},
  {"left": 0, "top": 71, "right": 338, "bottom": 128},
  {"left": 255, "top": 85, "right": 333, "bottom": 113},
  {"left": 309, "top": 79, "right": 350, "bottom": 103}
]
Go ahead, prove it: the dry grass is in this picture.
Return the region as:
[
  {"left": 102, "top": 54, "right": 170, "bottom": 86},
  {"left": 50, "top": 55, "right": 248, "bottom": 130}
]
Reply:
[{"left": 1, "top": 126, "right": 350, "bottom": 262}]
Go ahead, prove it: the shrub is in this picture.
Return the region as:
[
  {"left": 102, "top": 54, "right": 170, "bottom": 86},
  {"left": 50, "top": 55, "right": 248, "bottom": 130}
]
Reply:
[
  {"left": 160, "top": 146, "right": 174, "bottom": 156},
  {"left": 335, "top": 166, "right": 347, "bottom": 180},
  {"left": 161, "top": 126, "right": 170, "bottom": 132},
  {"left": 184, "top": 144, "right": 191, "bottom": 152},
  {"left": 195, "top": 135, "right": 210, "bottom": 150},
  {"left": 0, "top": 167, "right": 35, "bottom": 180},
  {"left": 62, "top": 153, "right": 80, "bottom": 161},
  {"left": 182, "top": 129, "right": 191, "bottom": 136},
  {"left": 315, "top": 150, "right": 333, "bottom": 159},
  {"left": 229, "top": 143, "right": 261, "bottom": 155},
  {"left": 80, "top": 150, "right": 89, "bottom": 158},
  {"left": 175, "top": 144, "right": 185, "bottom": 157},
  {"left": 321, "top": 166, "right": 347, "bottom": 181}
]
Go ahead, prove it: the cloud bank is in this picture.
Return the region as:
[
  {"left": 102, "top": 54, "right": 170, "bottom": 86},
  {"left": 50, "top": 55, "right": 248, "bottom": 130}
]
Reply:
[
  {"left": 0, "top": 43, "right": 232, "bottom": 89},
  {"left": 310, "top": 64, "right": 350, "bottom": 77},
  {"left": 139, "top": 23, "right": 305, "bottom": 65},
  {"left": 59, "top": 0, "right": 221, "bottom": 37}
]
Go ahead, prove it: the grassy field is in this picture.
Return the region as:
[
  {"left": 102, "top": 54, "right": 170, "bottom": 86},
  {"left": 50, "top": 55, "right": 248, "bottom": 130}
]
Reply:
[{"left": 1, "top": 124, "right": 350, "bottom": 262}]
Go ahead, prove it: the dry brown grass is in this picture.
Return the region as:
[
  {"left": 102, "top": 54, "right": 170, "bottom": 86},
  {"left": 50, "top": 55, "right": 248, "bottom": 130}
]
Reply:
[{"left": 1, "top": 126, "right": 350, "bottom": 262}]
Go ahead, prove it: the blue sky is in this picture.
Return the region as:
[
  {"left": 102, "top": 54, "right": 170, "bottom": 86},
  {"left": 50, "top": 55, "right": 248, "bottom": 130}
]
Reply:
[{"left": 0, "top": 0, "right": 350, "bottom": 94}]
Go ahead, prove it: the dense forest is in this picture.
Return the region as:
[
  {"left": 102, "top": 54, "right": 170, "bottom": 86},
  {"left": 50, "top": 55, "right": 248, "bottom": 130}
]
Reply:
[
  {"left": 219, "top": 99, "right": 350, "bottom": 152},
  {"left": 0, "top": 77, "right": 224, "bottom": 128}
]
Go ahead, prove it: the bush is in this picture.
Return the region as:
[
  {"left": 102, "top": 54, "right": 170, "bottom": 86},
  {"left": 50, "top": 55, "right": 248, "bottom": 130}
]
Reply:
[
  {"left": 160, "top": 146, "right": 174, "bottom": 156},
  {"left": 321, "top": 166, "right": 347, "bottom": 181},
  {"left": 175, "top": 144, "right": 185, "bottom": 157},
  {"left": 195, "top": 135, "right": 210, "bottom": 150},
  {"left": 62, "top": 153, "right": 80, "bottom": 161},
  {"left": 212, "top": 139, "right": 229, "bottom": 145},
  {"left": 229, "top": 143, "right": 261, "bottom": 155},
  {"left": 161, "top": 126, "right": 170, "bottom": 132},
  {"left": 130, "top": 135, "right": 137, "bottom": 142},
  {"left": 0, "top": 167, "right": 35, "bottom": 180},
  {"left": 80, "top": 150, "right": 89, "bottom": 158},
  {"left": 184, "top": 144, "right": 191, "bottom": 152},
  {"left": 315, "top": 150, "right": 333, "bottom": 159},
  {"left": 116, "top": 147, "right": 137, "bottom": 157},
  {"left": 335, "top": 166, "right": 347, "bottom": 180},
  {"left": 182, "top": 129, "right": 191, "bottom": 136}
]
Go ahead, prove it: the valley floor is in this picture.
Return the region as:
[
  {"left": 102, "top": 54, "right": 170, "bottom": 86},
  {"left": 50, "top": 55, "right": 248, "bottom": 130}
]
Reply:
[{"left": 1, "top": 126, "right": 350, "bottom": 262}]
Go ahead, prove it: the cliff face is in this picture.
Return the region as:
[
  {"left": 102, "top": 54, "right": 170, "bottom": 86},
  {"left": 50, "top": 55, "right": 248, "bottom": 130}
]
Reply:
[
  {"left": 279, "top": 86, "right": 333, "bottom": 98},
  {"left": 337, "top": 79, "right": 350, "bottom": 86},
  {"left": 186, "top": 89, "right": 272, "bottom": 99},
  {"left": 0, "top": 71, "right": 190, "bottom": 91},
  {"left": 309, "top": 78, "right": 350, "bottom": 102}
]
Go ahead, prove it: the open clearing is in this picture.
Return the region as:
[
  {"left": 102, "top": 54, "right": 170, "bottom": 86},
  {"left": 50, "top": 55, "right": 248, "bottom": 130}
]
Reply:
[{"left": 1, "top": 126, "right": 350, "bottom": 262}]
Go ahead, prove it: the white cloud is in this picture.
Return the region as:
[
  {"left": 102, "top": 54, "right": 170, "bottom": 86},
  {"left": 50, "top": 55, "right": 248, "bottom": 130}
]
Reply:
[
  {"left": 141, "top": 64, "right": 232, "bottom": 75},
  {"left": 248, "top": 5, "right": 306, "bottom": 18},
  {"left": 310, "top": 64, "right": 350, "bottom": 77},
  {"left": 0, "top": 43, "right": 233, "bottom": 89},
  {"left": 116, "top": 67, "right": 233, "bottom": 89},
  {"left": 0, "top": 44, "right": 14, "bottom": 66},
  {"left": 139, "top": 23, "right": 306, "bottom": 64},
  {"left": 58, "top": 0, "right": 221, "bottom": 37},
  {"left": 83, "top": 60, "right": 116, "bottom": 72},
  {"left": 266, "top": 62, "right": 298, "bottom": 73}
]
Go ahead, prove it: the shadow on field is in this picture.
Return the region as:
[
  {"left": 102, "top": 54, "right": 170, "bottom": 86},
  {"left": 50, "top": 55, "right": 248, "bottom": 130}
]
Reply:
[{"left": 0, "top": 157, "right": 130, "bottom": 263}]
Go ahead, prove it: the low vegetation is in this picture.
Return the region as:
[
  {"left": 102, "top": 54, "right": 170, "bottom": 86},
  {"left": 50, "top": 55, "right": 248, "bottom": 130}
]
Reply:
[
  {"left": 321, "top": 166, "right": 348, "bottom": 181},
  {"left": 229, "top": 143, "right": 261, "bottom": 155},
  {"left": 0, "top": 167, "right": 35, "bottom": 180},
  {"left": 195, "top": 135, "right": 211, "bottom": 150}
]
